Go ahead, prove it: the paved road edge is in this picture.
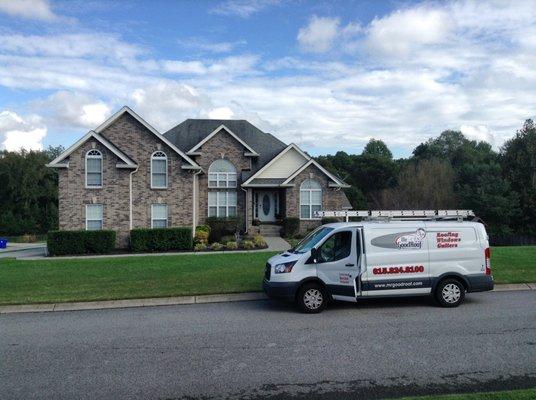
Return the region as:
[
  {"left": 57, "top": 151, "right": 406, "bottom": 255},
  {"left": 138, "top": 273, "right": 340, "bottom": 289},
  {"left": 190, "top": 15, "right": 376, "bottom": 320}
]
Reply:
[{"left": 1, "top": 283, "right": 534, "bottom": 314}]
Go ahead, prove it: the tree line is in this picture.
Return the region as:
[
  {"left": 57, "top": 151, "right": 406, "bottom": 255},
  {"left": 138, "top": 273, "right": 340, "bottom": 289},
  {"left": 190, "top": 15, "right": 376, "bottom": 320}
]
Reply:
[
  {"left": 317, "top": 120, "right": 536, "bottom": 238},
  {"left": 0, "top": 120, "right": 534, "bottom": 238}
]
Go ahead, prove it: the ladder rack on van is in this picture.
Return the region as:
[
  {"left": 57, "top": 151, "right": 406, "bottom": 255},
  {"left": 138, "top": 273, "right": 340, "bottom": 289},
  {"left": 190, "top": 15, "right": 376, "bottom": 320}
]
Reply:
[{"left": 315, "top": 210, "right": 475, "bottom": 222}]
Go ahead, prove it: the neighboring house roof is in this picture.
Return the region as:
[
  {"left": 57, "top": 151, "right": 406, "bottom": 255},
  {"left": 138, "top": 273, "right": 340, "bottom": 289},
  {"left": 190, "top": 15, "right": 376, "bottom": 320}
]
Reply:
[
  {"left": 163, "top": 119, "right": 287, "bottom": 172},
  {"left": 95, "top": 106, "right": 201, "bottom": 170},
  {"left": 46, "top": 130, "right": 138, "bottom": 169}
]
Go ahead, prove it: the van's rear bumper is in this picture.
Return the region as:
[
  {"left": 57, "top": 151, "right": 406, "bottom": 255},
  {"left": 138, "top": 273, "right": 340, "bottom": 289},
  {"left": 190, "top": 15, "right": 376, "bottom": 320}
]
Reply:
[
  {"left": 467, "top": 275, "right": 494, "bottom": 292},
  {"left": 263, "top": 279, "right": 298, "bottom": 300}
]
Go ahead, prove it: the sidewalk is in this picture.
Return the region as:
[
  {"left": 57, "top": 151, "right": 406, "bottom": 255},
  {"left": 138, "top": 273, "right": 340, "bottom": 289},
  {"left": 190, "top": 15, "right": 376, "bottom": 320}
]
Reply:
[{"left": 1, "top": 283, "right": 534, "bottom": 315}]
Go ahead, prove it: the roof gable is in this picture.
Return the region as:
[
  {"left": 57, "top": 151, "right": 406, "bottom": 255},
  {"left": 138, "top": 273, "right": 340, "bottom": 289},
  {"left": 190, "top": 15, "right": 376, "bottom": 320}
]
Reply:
[
  {"left": 187, "top": 125, "right": 259, "bottom": 156},
  {"left": 95, "top": 106, "right": 200, "bottom": 170},
  {"left": 46, "top": 130, "right": 137, "bottom": 169}
]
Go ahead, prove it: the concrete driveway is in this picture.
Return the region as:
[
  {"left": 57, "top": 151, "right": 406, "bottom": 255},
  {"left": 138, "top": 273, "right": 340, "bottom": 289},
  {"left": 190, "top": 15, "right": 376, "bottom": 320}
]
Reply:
[{"left": 1, "top": 291, "right": 535, "bottom": 399}]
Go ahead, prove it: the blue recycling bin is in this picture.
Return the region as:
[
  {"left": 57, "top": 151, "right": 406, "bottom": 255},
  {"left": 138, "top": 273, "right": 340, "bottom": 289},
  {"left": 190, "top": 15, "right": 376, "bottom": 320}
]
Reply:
[{"left": 0, "top": 238, "right": 7, "bottom": 249}]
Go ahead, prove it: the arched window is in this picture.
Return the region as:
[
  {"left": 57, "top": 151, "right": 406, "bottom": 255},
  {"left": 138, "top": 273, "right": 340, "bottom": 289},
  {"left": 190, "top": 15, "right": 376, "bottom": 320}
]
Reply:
[
  {"left": 300, "top": 179, "right": 322, "bottom": 219},
  {"left": 151, "top": 151, "right": 168, "bottom": 189},
  {"left": 208, "top": 159, "right": 237, "bottom": 188},
  {"left": 208, "top": 159, "right": 237, "bottom": 217},
  {"left": 85, "top": 149, "right": 102, "bottom": 188}
]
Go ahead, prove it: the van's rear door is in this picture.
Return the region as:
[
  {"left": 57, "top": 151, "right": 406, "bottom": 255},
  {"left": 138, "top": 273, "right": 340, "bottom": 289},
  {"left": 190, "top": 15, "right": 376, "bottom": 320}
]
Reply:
[{"left": 361, "top": 223, "right": 431, "bottom": 296}]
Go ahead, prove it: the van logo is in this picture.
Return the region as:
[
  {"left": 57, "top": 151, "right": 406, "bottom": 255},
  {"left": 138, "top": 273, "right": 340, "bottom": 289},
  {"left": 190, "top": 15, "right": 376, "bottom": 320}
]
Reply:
[{"left": 371, "top": 229, "right": 426, "bottom": 250}]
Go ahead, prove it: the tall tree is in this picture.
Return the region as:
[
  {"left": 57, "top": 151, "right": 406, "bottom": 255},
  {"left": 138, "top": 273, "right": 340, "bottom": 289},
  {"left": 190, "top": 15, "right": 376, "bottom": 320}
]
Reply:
[
  {"left": 501, "top": 119, "right": 536, "bottom": 234},
  {"left": 362, "top": 138, "right": 392, "bottom": 159}
]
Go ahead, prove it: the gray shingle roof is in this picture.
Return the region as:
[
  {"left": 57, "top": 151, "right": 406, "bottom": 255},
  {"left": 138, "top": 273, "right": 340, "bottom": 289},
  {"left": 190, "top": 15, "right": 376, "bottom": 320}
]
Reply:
[{"left": 163, "top": 119, "right": 287, "bottom": 175}]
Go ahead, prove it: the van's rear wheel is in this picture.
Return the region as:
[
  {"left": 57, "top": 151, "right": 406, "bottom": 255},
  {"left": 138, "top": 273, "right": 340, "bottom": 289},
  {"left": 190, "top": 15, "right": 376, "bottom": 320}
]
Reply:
[
  {"left": 297, "top": 283, "right": 327, "bottom": 313},
  {"left": 435, "top": 279, "right": 465, "bottom": 307}
]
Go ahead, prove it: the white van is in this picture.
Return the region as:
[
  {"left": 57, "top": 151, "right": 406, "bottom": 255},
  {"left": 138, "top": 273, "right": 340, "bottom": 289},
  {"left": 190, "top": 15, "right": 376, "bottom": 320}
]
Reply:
[{"left": 263, "top": 210, "right": 493, "bottom": 313}]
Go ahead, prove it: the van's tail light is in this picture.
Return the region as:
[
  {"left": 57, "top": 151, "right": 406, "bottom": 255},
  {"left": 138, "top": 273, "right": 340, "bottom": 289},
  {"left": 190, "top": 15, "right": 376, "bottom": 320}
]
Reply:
[{"left": 485, "top": 247, "right": 491, "bottom": 275}]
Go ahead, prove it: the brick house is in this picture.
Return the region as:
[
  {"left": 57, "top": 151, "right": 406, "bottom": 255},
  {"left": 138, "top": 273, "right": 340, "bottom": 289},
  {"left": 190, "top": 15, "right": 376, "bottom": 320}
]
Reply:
[{"left": 47, "top": 106, "right": 351, "bottom": 247}]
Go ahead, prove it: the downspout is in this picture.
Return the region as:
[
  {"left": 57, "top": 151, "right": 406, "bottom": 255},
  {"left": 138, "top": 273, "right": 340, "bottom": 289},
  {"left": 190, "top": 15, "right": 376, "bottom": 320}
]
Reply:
[
  {"left": 241, "top": 186, "right": 248, "bottom": 234},
  {"left": 192, "top": 169, "right": 202, "bottom": 237},
  {"left": 129, "top": 166, "right": 139, "bottom": 230}
]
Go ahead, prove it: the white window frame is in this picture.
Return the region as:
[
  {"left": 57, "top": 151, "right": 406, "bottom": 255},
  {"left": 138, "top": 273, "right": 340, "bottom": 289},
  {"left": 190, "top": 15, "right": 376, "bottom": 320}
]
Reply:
[
  {"left": 151, "top": 151, "right": 168, "bottom": 189},
  {"left": 300, "top": 179, "right": 322, "bottom": 220},
  {"left": 151, "top": 204, "right": 168, "bottom": 228},
  {"left": 85, "top": 149, "right": 103, "bottom": 189},
  {"left": 85, "top": 204, "right": 103, "bottom": 230},
  {"left": 208, "top": 191, "right": 237, "bottom": 218},
  {"left": 208, "top": 160, "right": 237, "bottom": 188}
]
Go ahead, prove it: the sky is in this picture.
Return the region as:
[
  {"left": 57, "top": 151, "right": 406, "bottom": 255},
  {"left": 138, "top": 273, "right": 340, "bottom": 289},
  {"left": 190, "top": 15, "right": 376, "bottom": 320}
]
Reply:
[{"left": 0, "top": 0, "right": 535, "bottom": 158}]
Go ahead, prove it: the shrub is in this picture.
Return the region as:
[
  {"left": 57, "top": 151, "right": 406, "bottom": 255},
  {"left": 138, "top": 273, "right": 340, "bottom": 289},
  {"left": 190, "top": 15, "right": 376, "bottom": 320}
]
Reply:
[
  {"left": 281, "top": 217, "right": 300, "bottom": 238},
  {"left": 210, "top": 242, "right": 224, "bottom": 251},
  {"left": 206, "top": 217, "right": 241, "bottom": 242},
  {"left": 252, "top": 234, "right": 267, "bottom": 248},
  {"left": 225, "top": 241, "right": 238, "bottom": 250},
  {"left": 130, "top": 227, "right": 192, "bottom": 252},
  {"left": 194, "top": 229, "right": 209, "bottom": 245},
  {"left": 194, "top": 243, "right": 206, "bottom": 252},
  {"left": 220, "top": 235, "right": 236, "bottom": 244},
  {"left": 241, "top": 240, "right": 255, "bottom": 250},
  {"left": 252, "top": 219, "right": 260, "bottom": 226},
  {"left": 47, "top": 230, "right": 116, "bottom": 256},
  {"left": 321, "top": 217, "right": 339, "bottom": 225},
  {"left": 196, "top": 225, "right": 210, "bottom": 233}
]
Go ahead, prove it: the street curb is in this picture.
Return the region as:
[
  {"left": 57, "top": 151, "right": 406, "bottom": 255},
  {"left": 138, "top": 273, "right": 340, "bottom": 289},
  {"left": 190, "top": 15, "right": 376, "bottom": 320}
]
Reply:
[{"left": 0, "top": 284, "right": 534, "bottom": 315}]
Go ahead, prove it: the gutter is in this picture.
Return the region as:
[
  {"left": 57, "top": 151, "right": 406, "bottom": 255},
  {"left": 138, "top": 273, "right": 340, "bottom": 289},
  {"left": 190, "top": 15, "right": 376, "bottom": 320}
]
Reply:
[
  {"left": 129, "top": 166, "right": 139, "bottom": 230},
  {"left": 192, "top": 169, "right": 202, "bottom": 236}
]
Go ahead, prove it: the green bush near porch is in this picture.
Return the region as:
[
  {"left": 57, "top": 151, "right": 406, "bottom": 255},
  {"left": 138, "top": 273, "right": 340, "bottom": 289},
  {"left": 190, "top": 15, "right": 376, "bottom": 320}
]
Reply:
[
  {"left": 47, "top": 230, "right": 116, "bottom": 256},
  {"left": 130, "top": 227, "right": 192, "bottom": 252},
  {"left": 281, "top": 217, "right": 300, "bottom": 238}
]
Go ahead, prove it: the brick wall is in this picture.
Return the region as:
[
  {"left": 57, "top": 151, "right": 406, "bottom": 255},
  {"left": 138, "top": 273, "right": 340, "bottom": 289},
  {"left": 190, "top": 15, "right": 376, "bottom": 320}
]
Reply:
[{"left": 285, "top": 164, "right": 350, "bottom": 234}]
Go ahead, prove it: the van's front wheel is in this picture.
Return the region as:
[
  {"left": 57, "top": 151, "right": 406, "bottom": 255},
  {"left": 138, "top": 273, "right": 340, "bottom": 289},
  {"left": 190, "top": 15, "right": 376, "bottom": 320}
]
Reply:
[
  {"left": 435, "top": 279, "right": 465, "bottom": 307},
  {"left": 297, "top": 283, "right": 327, "bottom": 313}
]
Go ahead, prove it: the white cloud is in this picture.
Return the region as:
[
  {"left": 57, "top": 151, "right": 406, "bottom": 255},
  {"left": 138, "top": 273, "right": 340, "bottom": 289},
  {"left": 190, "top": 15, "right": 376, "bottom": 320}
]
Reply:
[
  {"left": 365, "top": 6, "right": 452, "bottom": 58},
  {"left": 0, "top": 0, "right": 58, "bottom": 21},
  {"left": 177, "top": 38, "right": 246, "bottom": 53},
  {"left": 211, "top": 0, "right": 280, "bottom": 18},
  {"left": 297, "top": 16, "right": 341, "bottom": 53},
  {"left": 460, "top": 125, "right": 494, "bottom": 145},
  {"left": 0, "top": 111, "right": 46, "bottom": 151},
  {"left": 207, "top": 107, "right": 235, "bottom": 119}
]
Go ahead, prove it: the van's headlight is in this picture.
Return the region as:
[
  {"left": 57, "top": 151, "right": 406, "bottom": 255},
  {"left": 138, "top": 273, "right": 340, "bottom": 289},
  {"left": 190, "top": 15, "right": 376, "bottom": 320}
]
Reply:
[{"left": 274, "top": 261, "right": 297, "bottom": 274}]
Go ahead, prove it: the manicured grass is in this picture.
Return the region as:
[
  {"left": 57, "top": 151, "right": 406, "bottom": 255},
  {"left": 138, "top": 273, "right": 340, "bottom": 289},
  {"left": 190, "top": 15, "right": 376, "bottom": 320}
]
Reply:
[
  {"left": 0, "top": 252, "right": 277, "bottom": 305},
  {"left": 0, "top": 245, "right": 534, "bottom": 306},
  {"left": 393, "top": 388, "right": 536, "bottom": 399},
  {"left": 491, "top": 246, "right": 536, "bottom": 284}
]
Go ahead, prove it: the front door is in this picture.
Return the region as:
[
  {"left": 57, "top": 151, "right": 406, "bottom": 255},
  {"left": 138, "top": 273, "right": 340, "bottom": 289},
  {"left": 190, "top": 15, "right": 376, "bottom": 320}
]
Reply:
[
  {"left": 256, "top": 191, "right": 277, "bottom": 222},
  {"left": 315, "top": 228, "right": 360, "bottom": 302}
]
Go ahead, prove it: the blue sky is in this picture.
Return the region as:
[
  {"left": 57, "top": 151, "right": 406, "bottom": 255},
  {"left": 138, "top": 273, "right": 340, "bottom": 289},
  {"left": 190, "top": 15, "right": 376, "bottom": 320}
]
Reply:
[{"left": 1, "top": 0, "right": 535, "bottom": 158}]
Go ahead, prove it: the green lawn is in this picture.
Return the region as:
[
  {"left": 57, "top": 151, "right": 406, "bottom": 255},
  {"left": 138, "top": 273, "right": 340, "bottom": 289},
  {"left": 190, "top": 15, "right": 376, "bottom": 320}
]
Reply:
[
  {"left": 394, "top": 388, "right": 536, "bottom": 400},
  {"left": 0, "top": 246, "right": 534, "bottom": 306}
]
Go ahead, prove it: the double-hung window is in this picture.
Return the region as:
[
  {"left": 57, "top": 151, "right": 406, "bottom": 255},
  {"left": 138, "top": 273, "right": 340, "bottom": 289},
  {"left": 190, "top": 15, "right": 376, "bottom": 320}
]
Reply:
[
  {"left": 86, "top": 204, "right": 103, "bottom": 230},
  {"left": 300, "top": 179, "right": 322, "bottom": 219},
  {"left": 86, "top": 150, "right": 102, "bottom": 188},
  {"left": 151, "top": 204, "right": 168, "bottom": 228},
  {"left": 208, "top": 191, "right": 237, "bottom": 217},
  {"left": 151, "top": 151, "right": 168, "bottom": 189}
]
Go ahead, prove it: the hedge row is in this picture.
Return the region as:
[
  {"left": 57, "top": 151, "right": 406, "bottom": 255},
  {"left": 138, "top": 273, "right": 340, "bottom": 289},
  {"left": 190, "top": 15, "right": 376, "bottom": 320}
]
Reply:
[
  {"left": 47, "top": 230, "right": 116, "bottom": 256},
  {"left": 130, "top": 227, "right": 192, "bottom": 252}
]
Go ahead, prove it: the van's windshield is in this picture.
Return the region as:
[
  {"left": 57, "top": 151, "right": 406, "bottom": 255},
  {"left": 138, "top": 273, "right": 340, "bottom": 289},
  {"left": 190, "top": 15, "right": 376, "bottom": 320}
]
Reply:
[{"left": 292, "top": 227, "right": 334, "bottom": 254}]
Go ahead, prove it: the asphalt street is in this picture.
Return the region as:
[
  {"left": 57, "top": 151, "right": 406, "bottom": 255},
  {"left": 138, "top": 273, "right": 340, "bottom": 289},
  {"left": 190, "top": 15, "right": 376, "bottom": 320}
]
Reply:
[{"left": 1, "top": 291, "right": 535, "bottom": 400}]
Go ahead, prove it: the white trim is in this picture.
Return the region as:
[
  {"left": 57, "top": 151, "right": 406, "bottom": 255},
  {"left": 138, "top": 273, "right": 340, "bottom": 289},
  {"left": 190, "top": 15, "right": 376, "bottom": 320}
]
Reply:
[
  {"left": 242, "top": 183, "right": 293, "bottom": 188},
  {"left": 187, "top": 124, "right": 259, "bottom": 156},
  {"left": 150, "top": 151, "right": 168, "bottom": 189},
  {"left": 85, "top": 204, "right": 103, "bottom": 230},
  {"left": 46, "top": 130, "right": 137, "bottom": 169},
  {"left": 129, "top": 166, "right": 139, "bottom": 230},
  {"left": 208, "top": 159, "right": 237, "bottom": 189},
  {"left": 299, "top": 179, "right": 322, "bottom": 220},
  {"left": 94, "top": 106, "right": 201, "bottom": 170},
  {"left": 282, "top": 159, "right": 350, "bottom": 187},
  {"left": 151, "top": 203, "right": 168, "bottom": 228},
  {"left": 242, "top": 143, "right": 308, "bottom": 186},
  {"left": 85, "top": 149, "right": 103, "bottom": 189}
]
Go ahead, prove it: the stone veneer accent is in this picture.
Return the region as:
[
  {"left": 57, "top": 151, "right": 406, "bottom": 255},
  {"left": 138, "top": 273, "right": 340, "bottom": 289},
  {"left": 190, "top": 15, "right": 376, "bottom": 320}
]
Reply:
[
  {"left": 192, "top": 128, "right": 251, "bottom": 228},
  {"left": 58, "top": 113, "right": 194, "bottom": 247}
]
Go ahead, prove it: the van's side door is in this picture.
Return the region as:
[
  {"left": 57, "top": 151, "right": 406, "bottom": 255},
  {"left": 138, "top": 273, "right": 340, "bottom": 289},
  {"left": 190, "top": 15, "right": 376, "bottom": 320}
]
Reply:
[
  {"left": 361, "top": 224, "right": 431, "bottom": 296},
  {"left": 315, "top": 228, "right": 359, "bottom": 302}
]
